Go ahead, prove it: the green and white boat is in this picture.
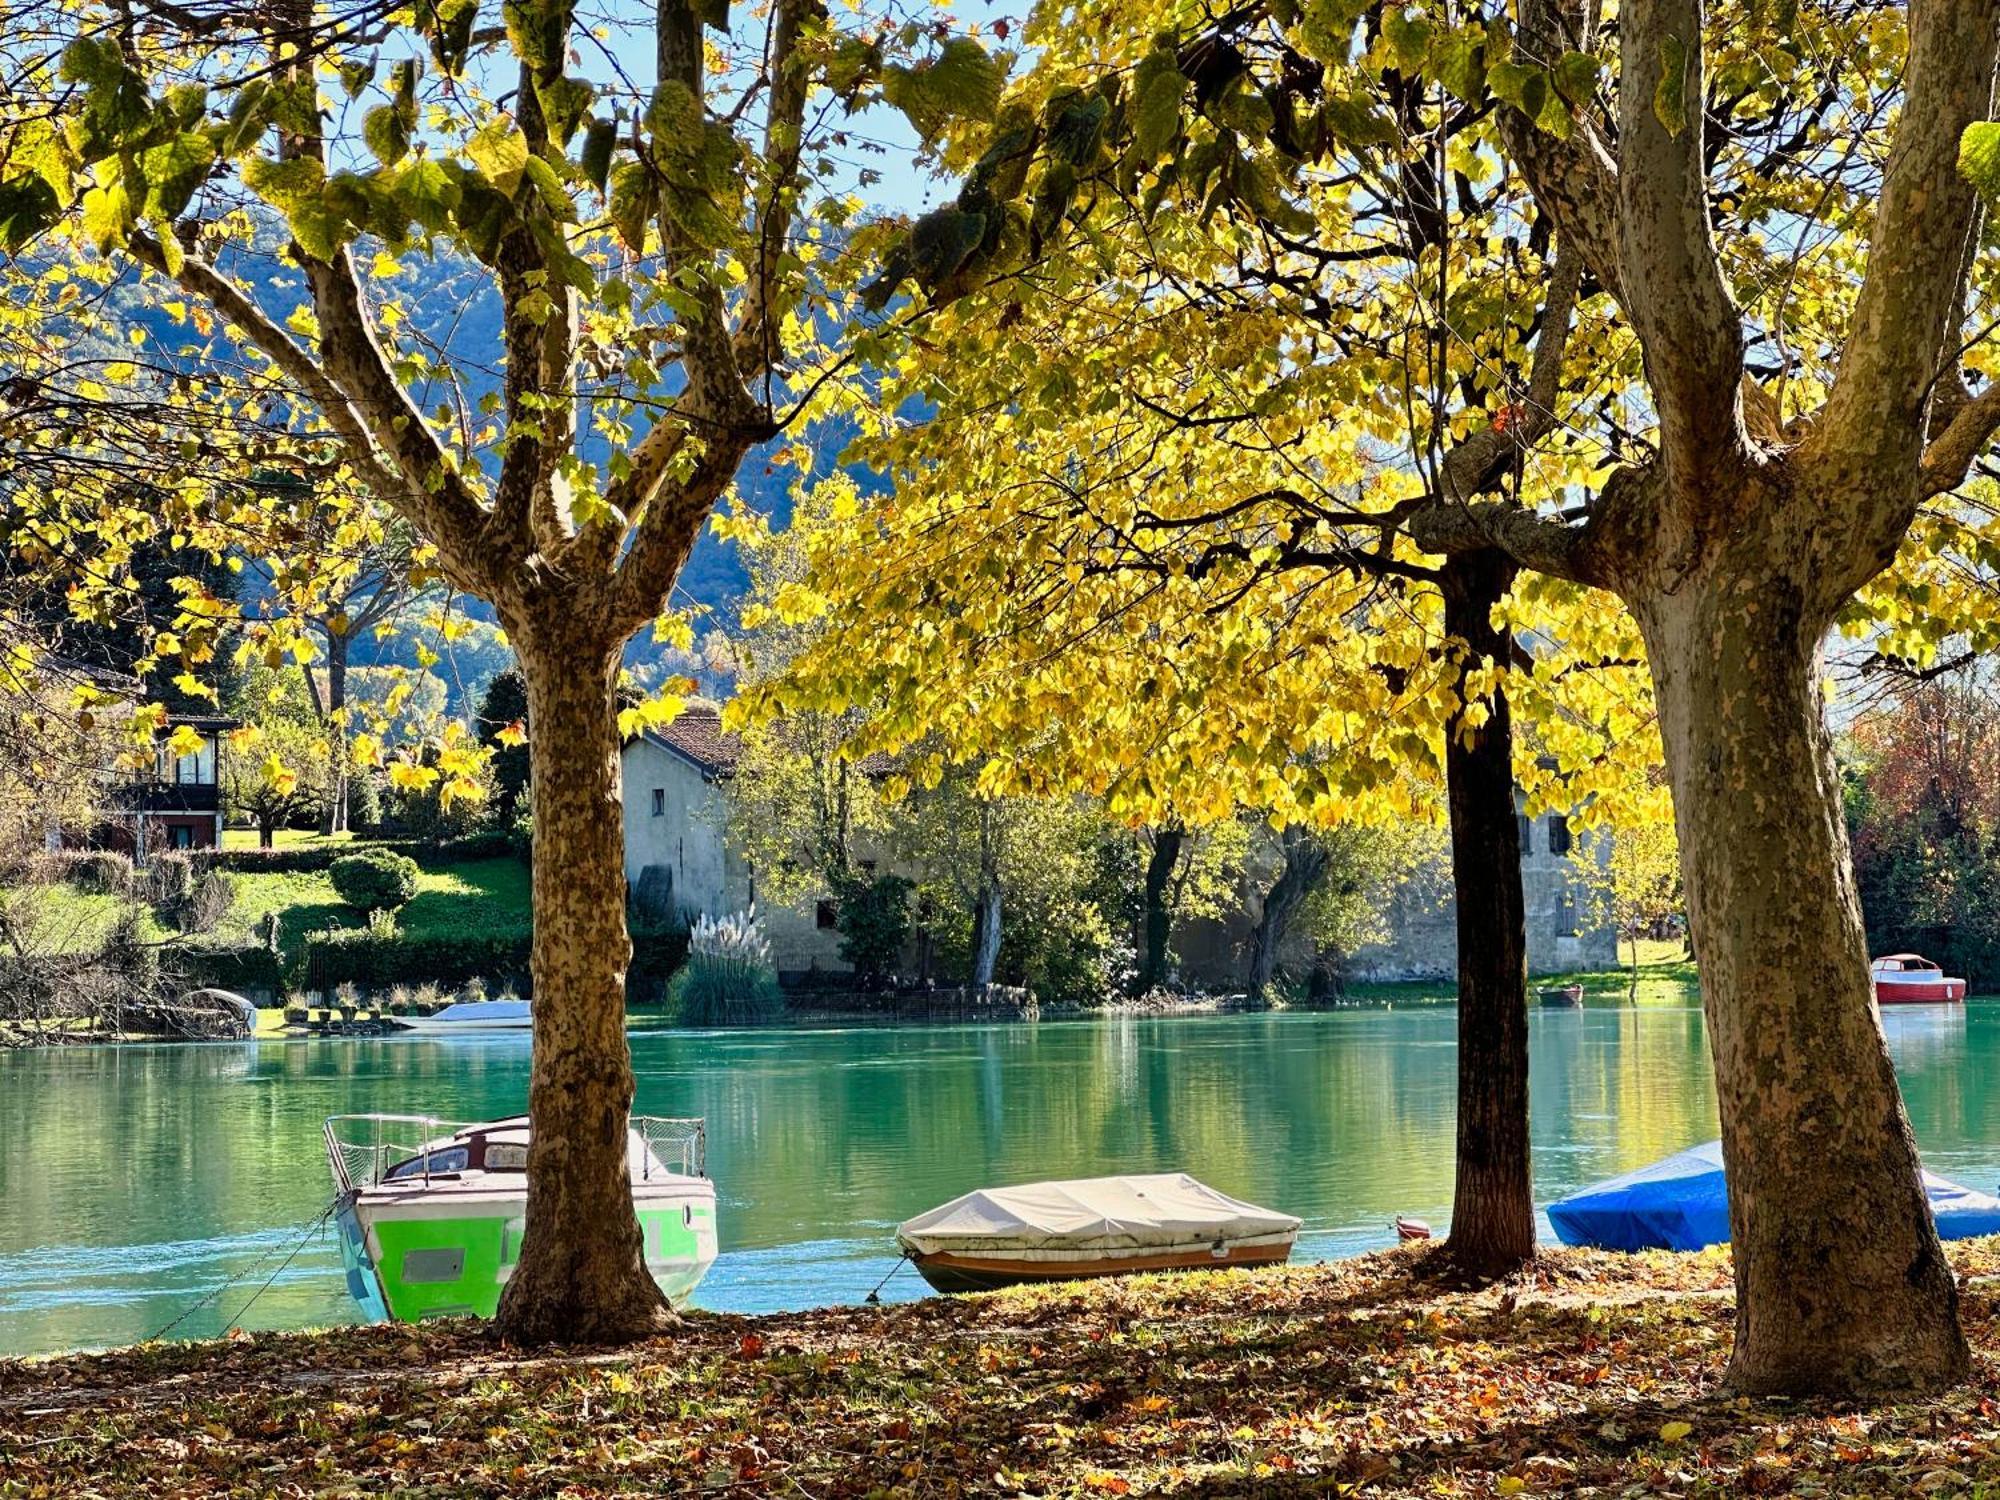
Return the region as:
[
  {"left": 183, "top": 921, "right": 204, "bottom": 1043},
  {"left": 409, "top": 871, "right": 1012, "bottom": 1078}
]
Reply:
[{"left": 324, "top": 1113, "right": 717, "bottom": 1324}]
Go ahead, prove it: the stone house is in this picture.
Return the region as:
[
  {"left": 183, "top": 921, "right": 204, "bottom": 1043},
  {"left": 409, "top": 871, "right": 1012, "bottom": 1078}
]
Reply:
[
  {"left": 1344, "top": 808, "right": 1620, "bottom": 981},
  {"left": 619, "top": 707, "right": 852, "bottom": 974},
  {"left": 1173, "top": 804, "right": 1619, "bottom": 987}
]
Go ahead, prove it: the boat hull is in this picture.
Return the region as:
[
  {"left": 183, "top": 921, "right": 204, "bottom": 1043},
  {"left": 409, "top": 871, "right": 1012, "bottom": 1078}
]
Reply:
[
  {"left": 910, "top": 1238, "right": 1294, "bottom": 1294},
  {"left": 1875, "top": 978, "right": 1967, "bottom": 1004},
  {"left": 337, "top": 1178, "right": 717, "bottom": 1323}
]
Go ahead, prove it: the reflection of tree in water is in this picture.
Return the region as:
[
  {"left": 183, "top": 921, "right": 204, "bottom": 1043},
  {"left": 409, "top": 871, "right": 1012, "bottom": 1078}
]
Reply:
[{"left": 4, "top": 1009, "right": 1986, "bottom": 1356}]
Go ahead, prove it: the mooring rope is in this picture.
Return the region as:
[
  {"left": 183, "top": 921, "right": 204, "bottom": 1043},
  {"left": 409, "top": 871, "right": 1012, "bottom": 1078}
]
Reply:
[
  {"left": 864, "top": 1252, "right": 910, "bottom": 1305},
  {"left": 146, "top": 1197, "right": 340, "bottom": 1344}
]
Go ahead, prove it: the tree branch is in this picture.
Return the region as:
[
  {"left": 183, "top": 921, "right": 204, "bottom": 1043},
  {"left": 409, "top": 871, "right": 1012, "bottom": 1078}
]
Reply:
[
  {"left": 1613, "top": 0, "right": 1745, "bottom": 469},
  {"left": 1821, "top": 0, "right": 2000, "bottom": 481},
  {"left": 1502, "top": 0, "right": 1625, "bottom": 305}
]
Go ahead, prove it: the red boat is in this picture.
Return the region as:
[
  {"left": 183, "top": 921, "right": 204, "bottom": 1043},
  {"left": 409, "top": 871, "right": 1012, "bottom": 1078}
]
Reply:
[{"left": 1872, "top": 954, "right": 1968, "bottom": 1005}]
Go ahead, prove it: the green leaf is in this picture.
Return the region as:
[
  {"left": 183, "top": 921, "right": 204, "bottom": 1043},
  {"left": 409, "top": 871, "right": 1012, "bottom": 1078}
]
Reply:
[
  {"left": 364, "top": 105, "right": 411, "bottom": 168},
  {"left": 1382, "top": 7, "right": 1432, "bottom": 74},
  {"left": 1130, "top": 48, "right": 1185, "bottom": 160},
  {"left": 1654, "top": 34, "right": 1689, "bottom": 137},
  {"left": 579, "top": 116, "right": 617, "bottom": 192},
  {"left": 607, "top": 160, "right": 654, "bottom": 252},
  {"left": 338, "top": 58, "right": 375, "bottom": 101},
  {"left": 1431, "top": 31, "right": 1486, "bottom": 104},
  {"left": 1552, "top": 50, "right": 1600, "bottom": 107},
  {"left": 59, "top": 36, "right": 125, "bottom": 87},
  {"left": 1961, "top": 122, "right": 2000, "bottom": 206},
  {"left": 0, "top": 173, "right": 60, "bottom": 252},
  {"left": 139, "top": 131, "right": 214, "bottom": 220},
  {"left": 536, "top": 76, "right": 595, "bottom": 147},
  {"left": 243, "top": 154, "right": 325, "bottom": 211},
  {"left": 467, "top": 118, "right": 531, "bottom": 196},
  {"left": 395, "top": 155, "right": 461, "bottom": 234},
  {"left": 882, "top": 37, "right": 1005, "bottom": 140}
]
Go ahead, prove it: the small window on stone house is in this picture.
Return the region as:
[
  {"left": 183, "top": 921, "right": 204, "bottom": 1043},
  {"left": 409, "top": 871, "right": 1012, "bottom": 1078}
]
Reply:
[
  {"left": 1517, "top": 814, "right": 1534, "bottom": 855},
  {"left": 1548, "top": 815, "right": 1572, "bottom": 857},
  {"left": 651, "top": 788, "right": 665, "bottom": 817},
  {"left": 859, "top": 858, "right": 877, "bottom": 875},
  {"left": 816, "top": 899, "right": 838, "bottom": 930},
  {"left": 1557, "top": 884, "right": 1580, "bottom": 937}
]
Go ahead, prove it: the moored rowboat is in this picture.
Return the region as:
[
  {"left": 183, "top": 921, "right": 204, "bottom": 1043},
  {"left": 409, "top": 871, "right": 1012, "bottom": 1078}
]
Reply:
[
  {"left": 897, "top": 1173, "right": 1300, "bottom": 1293},
  {"left": 1872, "top": 953, "right": 1967, "bottom": 1005}
]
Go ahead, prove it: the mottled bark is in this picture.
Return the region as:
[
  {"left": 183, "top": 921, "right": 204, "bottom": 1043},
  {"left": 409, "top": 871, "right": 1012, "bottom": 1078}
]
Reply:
[
  {"left": 1246, "top": 826, "right": 1329, "bottom": 1000},
  {"left": 969, "top": 880, "right": 1002, "bottom": 991},
  {"left": 1637, "top": 537, "right": 1966, "bottom": 1394},
  {"left": 320, "top": 634, "right": 349, "bottom": 836},
  {"left": 1440, "top": 550, "right": 1536, "bottom": 1278},
  {"left": 492, "top": 624, "right": 670, "bottom": 1346},
  {"left": 1136, "top": 824, "right": 1184, "bottom": 993}
]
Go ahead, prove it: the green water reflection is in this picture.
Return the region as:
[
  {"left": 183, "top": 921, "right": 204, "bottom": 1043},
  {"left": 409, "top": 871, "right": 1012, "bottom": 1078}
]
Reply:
[{"left": 0, "top": 1001, "right": 1991, "bottom": 1357}]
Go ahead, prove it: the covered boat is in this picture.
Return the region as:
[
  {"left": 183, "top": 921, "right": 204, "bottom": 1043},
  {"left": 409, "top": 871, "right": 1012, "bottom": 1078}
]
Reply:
[
  {"left": 897, "top": 1173, "right": 1300, "bottom": 1293},
  {"left": 397, "top": 999, "right": 534, "bottom": 1033},
  {"left": 1548, "top": 1140, "right": 2000, "bottom": 1252},
  {"left": 324, "top": 1113, "right": 716, "bottom": 1323},
  {"left": 1872, "top": 954, "right": 1968, "bottom": 1005}
]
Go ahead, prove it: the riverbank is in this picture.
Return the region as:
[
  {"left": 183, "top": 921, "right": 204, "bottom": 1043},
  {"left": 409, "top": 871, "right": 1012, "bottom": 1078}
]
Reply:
[{"left": 7, "top": 1243, "right": 2000, "bottom": 1496}]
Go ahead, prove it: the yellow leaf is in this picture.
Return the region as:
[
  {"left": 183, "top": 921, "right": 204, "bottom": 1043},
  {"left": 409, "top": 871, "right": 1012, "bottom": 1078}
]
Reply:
[
  {"left": 1659, "top": 1421, "right": 1692, "bottom": 1443},
  {"left": 496, "top": 720, "right": 527, "bottom": 748}
]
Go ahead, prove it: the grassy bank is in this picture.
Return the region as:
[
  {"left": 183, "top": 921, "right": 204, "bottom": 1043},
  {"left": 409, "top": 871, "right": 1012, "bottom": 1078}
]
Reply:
[
  {"left": 7, "top": 1244, "right": 2000, "bottom": 1496},
  {"left": 13, "top": 856, "right": 531, "bottom": 965},
  {"left": 1343, "top": 938, "right": 1700, "bottom": 1006}
]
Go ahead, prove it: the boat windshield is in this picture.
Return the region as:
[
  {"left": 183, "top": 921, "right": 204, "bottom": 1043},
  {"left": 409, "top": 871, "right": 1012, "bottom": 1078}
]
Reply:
[{"left": 385, "top": 1146, "right": 468, "bottom": 1181}]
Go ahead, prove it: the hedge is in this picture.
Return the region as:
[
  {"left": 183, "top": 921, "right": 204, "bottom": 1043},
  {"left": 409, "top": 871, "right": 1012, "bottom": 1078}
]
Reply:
[
  {"left": 199, "top": 831, "right": 526, "bottom": 875},
  {"left": 300, "top": 925, "right": 688, "bottom": 997},
  {"left": 167, "top": 936, "right": 286, "bottom": 995}
]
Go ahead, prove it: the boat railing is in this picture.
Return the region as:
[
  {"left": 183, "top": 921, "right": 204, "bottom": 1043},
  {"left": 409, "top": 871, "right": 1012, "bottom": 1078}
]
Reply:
[
  {"left": 324, "top": 1113, "right": 707, "bottom": 1191},
  {"left": 634, "top": 1115, "right": 706, "bottom": 1179},
  {"left": 324, "top": 1114, "right": 470, "bottom": 1192}
]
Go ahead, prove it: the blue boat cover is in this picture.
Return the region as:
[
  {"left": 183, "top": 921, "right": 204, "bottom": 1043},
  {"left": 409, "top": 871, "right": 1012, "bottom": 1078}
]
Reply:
[{"left": 1547, "top": 1141, "right": 2000, "bottom": 1252}]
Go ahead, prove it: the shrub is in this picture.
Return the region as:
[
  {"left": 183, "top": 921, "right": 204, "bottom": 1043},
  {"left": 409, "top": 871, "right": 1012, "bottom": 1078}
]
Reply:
[
  {"left": 667, "top": 910, "right": 783, "bottom": 1025},
  {"left": 459, "top": 975, "right": 488, "bottom": 1004},
  {"left": 384, "top": 983, "right": 414, "bottom": 1016},
  {"left": 70, "top": 851, "right": 135, "bottom": 895},
  {"left": 833, "top": 872, "right": 914, "bottom": 988},
  {"left": 172, "top": 870, "right": 235, "bottom": 935},
  {"left": 329, "top": 849, "right": 421, "bottom": 913},
  {"left": 144, "top": 851, "right": 194, "bottom": 907}
]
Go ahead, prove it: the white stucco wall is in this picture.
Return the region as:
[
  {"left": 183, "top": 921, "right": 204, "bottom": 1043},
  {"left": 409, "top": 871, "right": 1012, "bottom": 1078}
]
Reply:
[{"left": 620, "top": 737, "right": 731, "bottom": 918}]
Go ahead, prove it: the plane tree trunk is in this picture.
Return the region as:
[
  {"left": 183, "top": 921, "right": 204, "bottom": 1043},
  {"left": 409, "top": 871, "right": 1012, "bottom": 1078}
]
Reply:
[
  {"left": 1439, "top": 549, "right": 1536, "bottom": 1279},
  {"left": 491, "top": 616, "right": 671, "bottom": 1345},
  {"left": 1636, "top": 533, "right": 1965, "bottom": 1394}
]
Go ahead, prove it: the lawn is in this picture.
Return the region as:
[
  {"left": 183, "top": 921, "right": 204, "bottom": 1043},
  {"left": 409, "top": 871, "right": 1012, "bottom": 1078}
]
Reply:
[
  {"left": 4, "top": 857, "right": 533, "bottom": 964},
  {"left": 219, "top": 826, "right": 363, "bottom": 851},
  {"left": 7, "top": 1242, "right": 2000, "bottom": 1496}
]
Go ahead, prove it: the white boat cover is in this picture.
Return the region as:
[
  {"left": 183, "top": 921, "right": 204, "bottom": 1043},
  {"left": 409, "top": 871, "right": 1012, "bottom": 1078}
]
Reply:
[{"left": 897, "top": 1174, "right": 1300, "bottom": 1259}]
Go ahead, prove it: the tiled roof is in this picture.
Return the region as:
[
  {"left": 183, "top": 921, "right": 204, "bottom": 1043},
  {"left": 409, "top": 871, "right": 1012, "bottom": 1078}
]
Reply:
[{"left": 645, "top": 706, "right": 742, "bottom": 774}]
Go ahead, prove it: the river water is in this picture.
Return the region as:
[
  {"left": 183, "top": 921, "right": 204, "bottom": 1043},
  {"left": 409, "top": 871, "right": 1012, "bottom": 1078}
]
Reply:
[{"left": 1, "top": 1001, "right": 1994, "bottom": 1357}]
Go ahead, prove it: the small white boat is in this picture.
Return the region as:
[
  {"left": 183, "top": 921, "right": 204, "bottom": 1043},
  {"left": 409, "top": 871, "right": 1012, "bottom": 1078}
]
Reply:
[
  {"left": 398, "top": 1000, "right": 533, "bottom": 1033},
  {"left": 324, "top": 1113, "right": 717, "bottom": 1323},
  {"left": 897, "top": 1173, "right": 1300, "bottom": 1293}
]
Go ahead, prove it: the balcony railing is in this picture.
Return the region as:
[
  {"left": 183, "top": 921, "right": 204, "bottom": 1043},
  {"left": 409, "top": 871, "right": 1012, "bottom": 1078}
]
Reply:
[{"left": 117, "top": 781, "right": 220, "bottom": 814}]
